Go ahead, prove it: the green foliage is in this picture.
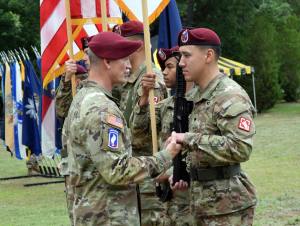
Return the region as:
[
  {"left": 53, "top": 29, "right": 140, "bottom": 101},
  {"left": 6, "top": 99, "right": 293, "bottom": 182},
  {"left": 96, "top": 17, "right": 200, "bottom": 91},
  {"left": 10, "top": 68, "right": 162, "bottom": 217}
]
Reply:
[
  {"left": 287, "top": 0, "right": 300, "bottom": 16},
  {"left": 176, "top": 0, "right": 300, "bottom": 110},
  {"left": 176, "top": 0, "right": 261, "bottom": 59},
  {"left": 246, "top": 14, "right": 281, "bottom": 112},
  {"left": 257, "top": 1, "right": 300, "bottom": 103},
  {"left": 0, "top": 0, "right": 40, "bottom": 52},
  {"left": 277, "top": 16, "right": 300, "bottom": 102}
]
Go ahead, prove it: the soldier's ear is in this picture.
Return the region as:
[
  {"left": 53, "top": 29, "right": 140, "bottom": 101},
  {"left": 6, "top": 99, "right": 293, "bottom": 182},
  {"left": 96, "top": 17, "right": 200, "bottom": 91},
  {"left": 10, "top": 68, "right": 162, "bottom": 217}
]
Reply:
[
  {"left": 103, "top": 58, "right": 111, "bottom": 69},
  {"left": 206, "top": 49, "right": 214, "bottom": 63}
]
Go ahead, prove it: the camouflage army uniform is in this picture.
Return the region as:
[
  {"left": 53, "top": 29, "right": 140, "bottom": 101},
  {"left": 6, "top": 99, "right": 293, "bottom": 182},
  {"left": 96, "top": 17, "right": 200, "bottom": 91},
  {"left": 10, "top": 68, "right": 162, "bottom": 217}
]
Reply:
[
  {"left": 56, "top": 76, "right": 73, "bottom": 121},
  {"left": 182, "top": 74, "right": 257, "bottom": 225},
  {"left": 63, "top": 80, "right": 173, "bottom": 226},
  {"left": 132, "top": 87, "right": 198, "bottom": 226},
  {"left": 113, "top": 62, "right": 168, "bottom": 225},
  {"left": 56, "top": 74, "right": 88, "bottom": 173},
  {"left": 55, "top": 74, "right": 87, "bottom": 224}
]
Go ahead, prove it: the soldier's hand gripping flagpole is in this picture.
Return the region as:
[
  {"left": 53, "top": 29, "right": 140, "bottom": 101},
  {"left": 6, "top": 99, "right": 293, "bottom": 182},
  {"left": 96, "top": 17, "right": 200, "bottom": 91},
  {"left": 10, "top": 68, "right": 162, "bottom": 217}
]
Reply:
[
  {"left": 142, "top": 0, "right": 158, "bottom": 155},
  {"left": 100, "top": 0, "right": 108, "bottom": 31},
  {"left": 65, "top": 0, "right": 76, "bottom": 97}
]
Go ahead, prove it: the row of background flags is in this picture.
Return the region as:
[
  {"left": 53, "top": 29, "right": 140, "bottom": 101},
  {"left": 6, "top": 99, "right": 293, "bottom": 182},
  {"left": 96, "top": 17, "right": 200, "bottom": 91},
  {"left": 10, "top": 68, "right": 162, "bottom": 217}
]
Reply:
[
  {"left": 0, "top": 0, "right": 182, "bottom": 160},
  {"left": 0, "top": 48, "right": 43, "bottom": 159}
]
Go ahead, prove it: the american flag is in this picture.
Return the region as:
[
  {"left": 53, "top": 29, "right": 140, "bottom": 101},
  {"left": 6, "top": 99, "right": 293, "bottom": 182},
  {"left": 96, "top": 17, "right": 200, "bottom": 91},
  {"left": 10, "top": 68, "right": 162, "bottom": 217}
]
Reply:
[{"left": 40, "top": 0, "right": 122, "bottom": 157}]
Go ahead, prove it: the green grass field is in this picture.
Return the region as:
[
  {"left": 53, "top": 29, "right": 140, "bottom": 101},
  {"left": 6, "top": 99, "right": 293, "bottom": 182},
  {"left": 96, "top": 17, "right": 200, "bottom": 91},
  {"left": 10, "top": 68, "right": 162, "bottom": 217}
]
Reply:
[{"left": 0, "top": 102, "right": 300, "bottom": 226}]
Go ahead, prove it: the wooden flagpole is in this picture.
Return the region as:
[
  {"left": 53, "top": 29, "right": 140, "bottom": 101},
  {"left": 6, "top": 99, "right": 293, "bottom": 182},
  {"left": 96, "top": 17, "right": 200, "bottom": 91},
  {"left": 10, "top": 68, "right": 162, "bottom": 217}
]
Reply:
[
  {"left": 65, "top": 0, "right": 76, "bottom": 96},
  {"left": 142, "top": 0, "right": 158, "bottom": 154},
  {"left": 100, "top": 0, "right": 108, "bottom": 31}
]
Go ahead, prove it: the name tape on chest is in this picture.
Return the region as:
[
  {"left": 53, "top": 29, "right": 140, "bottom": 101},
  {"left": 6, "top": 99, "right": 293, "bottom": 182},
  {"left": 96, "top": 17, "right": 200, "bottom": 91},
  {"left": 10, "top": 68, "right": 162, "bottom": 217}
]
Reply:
[
  {"left": 108, "top": 128, "right": 119, "bottom": 149},
  {"left": 238, "top": 117, "right": 251, "bottom": 132},
  {"left": 106, "top": 114, "right": 124, "bottom": 129}
]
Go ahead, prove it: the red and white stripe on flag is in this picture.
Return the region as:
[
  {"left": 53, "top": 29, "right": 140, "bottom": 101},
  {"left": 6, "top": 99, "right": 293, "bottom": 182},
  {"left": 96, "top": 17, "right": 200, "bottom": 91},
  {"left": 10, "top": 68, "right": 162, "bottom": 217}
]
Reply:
[
  {"left": 40, "top": 0, "right": 122, "bottom": 157},
  {"left": 41, "top": 0, "right": 122, "bottom": 88}
]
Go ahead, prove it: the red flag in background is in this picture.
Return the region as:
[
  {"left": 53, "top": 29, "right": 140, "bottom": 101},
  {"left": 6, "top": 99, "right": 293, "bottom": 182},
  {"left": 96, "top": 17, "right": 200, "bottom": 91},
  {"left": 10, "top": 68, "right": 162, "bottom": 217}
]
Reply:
[
  {"left": 41, "top": 0, "right": 122, "bottom": 86},
  {"left": 40, "top": 0, "right": 122, "bottom": 157}
]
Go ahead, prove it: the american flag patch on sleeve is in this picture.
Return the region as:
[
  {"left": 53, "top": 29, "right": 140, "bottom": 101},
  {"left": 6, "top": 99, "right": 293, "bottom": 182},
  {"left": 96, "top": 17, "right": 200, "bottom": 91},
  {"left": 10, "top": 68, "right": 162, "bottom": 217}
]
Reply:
[{"left": 106, "top": 114, "right": 124, "bottom": 129}]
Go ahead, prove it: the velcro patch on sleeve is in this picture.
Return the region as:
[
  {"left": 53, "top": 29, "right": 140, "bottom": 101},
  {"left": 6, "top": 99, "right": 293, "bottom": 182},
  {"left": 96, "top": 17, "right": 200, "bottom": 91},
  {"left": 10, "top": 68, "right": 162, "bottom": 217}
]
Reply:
[
  {"left": 238, "top": 117, "right": 251, "bottom": 132},
  {"left": 106, "top": 114, "right": 124, "bottom": 129},
  {"left": 108, "top": 128, "right": 119, "bottom": 149}
]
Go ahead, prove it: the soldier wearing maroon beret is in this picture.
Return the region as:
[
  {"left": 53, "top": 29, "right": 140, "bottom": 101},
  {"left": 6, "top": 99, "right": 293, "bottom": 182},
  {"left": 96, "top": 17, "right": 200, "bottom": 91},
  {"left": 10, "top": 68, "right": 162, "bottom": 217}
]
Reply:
[
  {"left": 170, "top": 27, "right": 257, "bottom": 225},
  {"left": 113, "top": 21, "right": 169, "bottom": 226},
  {"left": 62, "top": 31, "right": 182, "bottom": 226},
  {"left": 131, "top": 45, "right": 197, "bottom": 225},
  {"left": 56, "top": 38, "right": 90, "bottom": 224}
]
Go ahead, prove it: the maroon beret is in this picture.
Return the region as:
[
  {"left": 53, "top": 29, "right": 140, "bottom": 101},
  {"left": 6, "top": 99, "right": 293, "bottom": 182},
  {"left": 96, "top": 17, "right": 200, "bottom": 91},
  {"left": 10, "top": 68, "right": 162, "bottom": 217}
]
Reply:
[
  {"left": 157, "top": 46, "right": 179, "bottom": 70},
  {"left": 88, "top": 32, "right": 142, "bottom": 60},
  {"left": 86, "top": 35, "right": 94, "bottom": 42},
  {"left": 178, "top": 28, "right": 221, "bottom": 47},
  {"left": 80, "top": 36, "right": 89, "bottom": 50},
  {"left": 113, "top": 21, "right": 144, "bottom": 37},
  {"left": 76, "top": 64, "right": 87, "bottom": 75}
]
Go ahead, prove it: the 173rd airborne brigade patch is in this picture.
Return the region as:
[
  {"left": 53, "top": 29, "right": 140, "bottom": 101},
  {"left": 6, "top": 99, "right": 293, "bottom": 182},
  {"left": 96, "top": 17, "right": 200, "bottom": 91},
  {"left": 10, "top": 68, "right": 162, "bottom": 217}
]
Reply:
[
  {"left": 108, "top": 128, "right": 119, "bottom": 149},
  {"left": 106, "top": 114, "right": 123, "bottom": 149}
]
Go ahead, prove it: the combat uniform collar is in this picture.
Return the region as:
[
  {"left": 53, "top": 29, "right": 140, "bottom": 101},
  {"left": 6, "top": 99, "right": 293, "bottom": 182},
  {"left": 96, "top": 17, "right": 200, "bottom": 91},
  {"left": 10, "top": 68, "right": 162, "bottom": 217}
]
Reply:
[
  {"left": 82, "top": 80, "right": 120, "bottom": 105},
  {"left": 194, "top": 73, "right": 225, "bottom": 103}
]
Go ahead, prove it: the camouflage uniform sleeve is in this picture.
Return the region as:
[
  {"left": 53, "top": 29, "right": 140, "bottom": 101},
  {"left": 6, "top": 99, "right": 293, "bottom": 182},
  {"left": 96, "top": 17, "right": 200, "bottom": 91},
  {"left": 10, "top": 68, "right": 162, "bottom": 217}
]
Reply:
[
  {"left": 183, "top": 95, "right": 255, "bottom": 165},
  {"left": 86, "top": 111, "right": 172, "bottom": 185},
  {"left": 55, "top": 75, "right": 73, "bottom": 119}
]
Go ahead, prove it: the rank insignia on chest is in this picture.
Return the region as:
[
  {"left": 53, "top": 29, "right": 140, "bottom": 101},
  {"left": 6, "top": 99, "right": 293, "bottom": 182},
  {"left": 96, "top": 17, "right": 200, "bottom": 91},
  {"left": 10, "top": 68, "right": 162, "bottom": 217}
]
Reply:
[
  {"left": 154, "top": 96, "right": 159, "bottom": 104},
  {"left": 238, "top": 117, "right": 251, "bottom": 132},
  {"left": 108, "top": 128, "right": 119, "bottom": 149}
]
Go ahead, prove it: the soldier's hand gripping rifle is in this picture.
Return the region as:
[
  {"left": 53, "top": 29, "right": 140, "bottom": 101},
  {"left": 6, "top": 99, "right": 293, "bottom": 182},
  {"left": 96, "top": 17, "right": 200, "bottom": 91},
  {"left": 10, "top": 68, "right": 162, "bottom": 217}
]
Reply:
[{"left": 156, "top": 60, "right": 193, "bottom": 202}]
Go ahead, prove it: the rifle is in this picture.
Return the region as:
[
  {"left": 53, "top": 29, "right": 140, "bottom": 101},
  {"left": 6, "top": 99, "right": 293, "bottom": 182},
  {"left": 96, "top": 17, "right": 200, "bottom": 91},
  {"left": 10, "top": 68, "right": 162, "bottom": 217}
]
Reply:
[
  {"left": 156, "top": 62, "right": 193, "bottom": 202},
  {"left": 172, "top": 63, "right": 193, "bottom": 185}
]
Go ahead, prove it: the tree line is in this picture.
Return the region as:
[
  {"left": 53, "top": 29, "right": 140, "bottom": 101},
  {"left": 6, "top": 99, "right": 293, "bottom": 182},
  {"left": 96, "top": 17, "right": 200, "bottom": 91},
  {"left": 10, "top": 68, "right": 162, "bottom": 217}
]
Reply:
[
  {"left": 177, "top": 0, "right": 300, "bottom": 111},
  {"left": 1, "top": 0, "right": 300, "bottom": 111}
]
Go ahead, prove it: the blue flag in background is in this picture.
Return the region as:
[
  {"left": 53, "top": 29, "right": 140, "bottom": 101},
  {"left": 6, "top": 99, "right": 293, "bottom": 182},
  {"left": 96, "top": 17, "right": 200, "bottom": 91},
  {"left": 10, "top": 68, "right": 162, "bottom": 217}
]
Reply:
[
  {"left": 22, "top": 59, "right": 42, "bottom": 156},
  {"left": 10, "top": 61, "right": 21, "bottom": 159},
  {"left": 157, "top": 0, "right": 182, "bottom": 49},
  {"left": 36, "top": 58, "right": 41, "bottom": 72}
]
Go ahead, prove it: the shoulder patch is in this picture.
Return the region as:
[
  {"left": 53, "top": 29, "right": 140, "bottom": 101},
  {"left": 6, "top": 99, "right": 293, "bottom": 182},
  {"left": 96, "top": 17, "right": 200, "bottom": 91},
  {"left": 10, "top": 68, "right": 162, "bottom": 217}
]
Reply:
[
  {"left": 108, "top": 128, "right": 119, "bottom": 149},
  {"left": 106, "top": 114, "right": 124, "bottom": 129},
  {"left": 238, "top": 117, "right": 251, "bottom": 132}
]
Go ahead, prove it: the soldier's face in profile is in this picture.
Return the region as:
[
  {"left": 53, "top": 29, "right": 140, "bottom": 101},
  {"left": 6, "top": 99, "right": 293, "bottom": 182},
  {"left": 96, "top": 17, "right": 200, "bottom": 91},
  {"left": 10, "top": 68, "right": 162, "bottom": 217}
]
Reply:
[
  {"left": 83, "top": 48, "right": 90, "bottom": 70},
  {"left": 124, "top": 57, "right": 132, "bottom": 78},
  {"left": 110, "top": 57, "right": 131, "bottom": 85},
  {"left": 179, "top": 45, "right": 207, "bottom": 82},
  {"left": 163, "top": 57, "right": 177, "bottom": 88}
]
